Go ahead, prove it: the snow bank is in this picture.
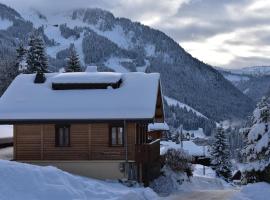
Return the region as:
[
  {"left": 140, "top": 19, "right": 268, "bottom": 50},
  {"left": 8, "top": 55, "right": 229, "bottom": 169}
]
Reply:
[
  {"left": 150, "top": 164, "right": 230, "bottom": 196},
  {"left": 0, "top": 125, "right": 13, "bottom": 139},
  {"left": 231, "top": 182, "right": 270, "bottom": 200},
  {"left": 0, "top": 160, "right": 158, "bottom": 200}
]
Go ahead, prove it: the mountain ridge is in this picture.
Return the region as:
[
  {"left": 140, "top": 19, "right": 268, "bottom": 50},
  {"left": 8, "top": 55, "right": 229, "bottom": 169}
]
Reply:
[{"left": 0, "top": 4, "right": 255, "bottom": 123}]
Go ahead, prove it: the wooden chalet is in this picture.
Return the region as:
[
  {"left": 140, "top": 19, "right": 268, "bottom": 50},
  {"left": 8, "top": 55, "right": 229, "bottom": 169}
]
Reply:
[{"left": 0, "top": 69, "right": 165, "bottom": 185}]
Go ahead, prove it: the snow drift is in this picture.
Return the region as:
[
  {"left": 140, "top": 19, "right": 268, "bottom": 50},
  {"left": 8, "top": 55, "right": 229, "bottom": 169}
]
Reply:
[{"left": 0, "top": 160, "right": 157, "bottom": 200}]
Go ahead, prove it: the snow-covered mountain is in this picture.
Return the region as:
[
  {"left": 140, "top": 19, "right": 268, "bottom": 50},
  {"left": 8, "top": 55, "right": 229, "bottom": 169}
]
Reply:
[
  {"left": 0, "top": 3, "right": 254, "bottom": 123},
  {"left": 225, "top": 66, "right": 270, "bottom": 76},
  {"left": 218, "top": 67, "right": 270, "bottom": 103}
]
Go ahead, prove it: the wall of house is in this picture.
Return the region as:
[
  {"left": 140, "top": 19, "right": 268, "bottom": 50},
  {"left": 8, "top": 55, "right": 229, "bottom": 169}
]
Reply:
[
  {"left": 14, "top": 123, "right": 136, "bottom": 161},
  {"left": 25, "top": 160, "right": 127, "bottom": 180}
]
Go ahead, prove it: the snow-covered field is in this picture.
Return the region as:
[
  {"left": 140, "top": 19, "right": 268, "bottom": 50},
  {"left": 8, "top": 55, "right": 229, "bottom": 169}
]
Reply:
[
  {"left": 0, "top": 160, "right": 158, "bottom": 200},
  {"left": 160, "top": 140, "right": 208, "bottom": 156}
]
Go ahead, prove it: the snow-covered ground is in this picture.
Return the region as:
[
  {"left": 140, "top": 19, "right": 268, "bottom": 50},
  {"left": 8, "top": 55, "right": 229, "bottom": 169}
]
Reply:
[
  {"left": 0, "top": 160, "right": 158, "bottom": 200},
  {"left": 0, "top": 125, "right": 13, "bottom": 139},
  {"left": 231, "top": 182, "right": 270, "bottom": 200},
  {"left": 164, "top": 96, "right": 208, "bottom": 119},
  {"left": 160, "top": 140, "right": 209, "bottom": 156}
]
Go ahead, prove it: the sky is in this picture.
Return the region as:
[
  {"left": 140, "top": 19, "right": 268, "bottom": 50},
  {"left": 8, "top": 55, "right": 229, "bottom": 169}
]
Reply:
[{"left": 2, "top": 0, "right": 270, "bottom": 69}]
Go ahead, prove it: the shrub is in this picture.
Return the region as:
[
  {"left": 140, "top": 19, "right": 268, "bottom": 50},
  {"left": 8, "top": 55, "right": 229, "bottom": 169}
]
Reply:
[{"left": 164, "top": 148, "right": 193, "bottom": 176}]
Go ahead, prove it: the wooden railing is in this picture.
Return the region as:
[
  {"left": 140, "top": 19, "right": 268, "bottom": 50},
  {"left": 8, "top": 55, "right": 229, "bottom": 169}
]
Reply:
[{"left": 135, "top": 139, "right": 160, "bottom": 163}]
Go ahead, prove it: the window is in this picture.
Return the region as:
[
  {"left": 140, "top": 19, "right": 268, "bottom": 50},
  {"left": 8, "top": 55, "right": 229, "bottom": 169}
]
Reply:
[
  {"left": 55, "top": 125, "right": 70, "bottom": 147},
  {"left": 110, "top": 126, "right": 124, "bottom": 146}
]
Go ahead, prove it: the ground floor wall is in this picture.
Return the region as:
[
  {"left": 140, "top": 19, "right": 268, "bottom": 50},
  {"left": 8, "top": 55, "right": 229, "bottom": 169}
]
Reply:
[{"left": 22, "top": 160, "right": 137, "bottom": 180}]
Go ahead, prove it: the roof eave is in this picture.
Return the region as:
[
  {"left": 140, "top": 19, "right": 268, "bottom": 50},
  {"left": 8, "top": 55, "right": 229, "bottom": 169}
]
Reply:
[{"left": 0, "top": 118, "right": 155, "bottom": 125}]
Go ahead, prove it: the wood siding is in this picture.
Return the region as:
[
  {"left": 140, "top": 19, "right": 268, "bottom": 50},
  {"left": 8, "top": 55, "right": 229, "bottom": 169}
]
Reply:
[{"left": 15, "top": 123, "right": 136, "bottom": 161}]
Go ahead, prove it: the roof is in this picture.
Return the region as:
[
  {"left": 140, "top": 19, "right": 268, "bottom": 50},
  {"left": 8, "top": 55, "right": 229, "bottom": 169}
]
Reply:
[
  {"left": 148, "top": 122, "right": 169, "bottom": 132},
  {"left": 0, "top": 72, "right": 161, "bottom": 123}
]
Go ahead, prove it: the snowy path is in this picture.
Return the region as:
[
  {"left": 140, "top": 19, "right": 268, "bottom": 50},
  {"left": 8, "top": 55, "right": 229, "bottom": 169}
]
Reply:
[{"left": 167, "top": 189, "right": 238, "bottom": 200}]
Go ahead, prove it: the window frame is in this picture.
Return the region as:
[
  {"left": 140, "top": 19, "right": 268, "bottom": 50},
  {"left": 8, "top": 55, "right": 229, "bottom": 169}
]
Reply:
[
  {"left": 55, "top": 124, "right": 71, "bottom": 147},
  {"left": 109, "top": 124, "right": 124, "bottom": 147}
]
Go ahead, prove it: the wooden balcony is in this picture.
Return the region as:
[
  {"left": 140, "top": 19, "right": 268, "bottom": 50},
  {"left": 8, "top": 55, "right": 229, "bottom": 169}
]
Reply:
[{"left": 135, "top": 139, "right": 160, "bottom": 163}]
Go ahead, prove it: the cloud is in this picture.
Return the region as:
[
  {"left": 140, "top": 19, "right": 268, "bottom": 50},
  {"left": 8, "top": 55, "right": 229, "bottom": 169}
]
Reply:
[{"left": 1, "top": 0, "right": 270, "bottom": 68}]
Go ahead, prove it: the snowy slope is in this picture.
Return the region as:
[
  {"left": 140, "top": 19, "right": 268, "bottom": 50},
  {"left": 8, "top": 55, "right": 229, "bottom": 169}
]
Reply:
[
  {"left": 0, "top": 160, "right": 158, "bottom": 200},
  {"left": 0, "top": 18, "right": 13, "bottom": 30},
  {"left": 164, "top": 96, "right": 208, "bottom": 119}
]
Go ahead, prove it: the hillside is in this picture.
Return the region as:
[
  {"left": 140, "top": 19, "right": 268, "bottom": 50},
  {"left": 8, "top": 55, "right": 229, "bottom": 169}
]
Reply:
[
  {"left": 0, "top": 3, "right": 254, "bottom": 122},
  {"left": 218, "top": 67, "right": 270, "bottom": 103}
]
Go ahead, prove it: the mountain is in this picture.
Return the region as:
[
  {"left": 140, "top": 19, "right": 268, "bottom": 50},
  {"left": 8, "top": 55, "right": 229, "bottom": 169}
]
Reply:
[
  {"left": 218, "top": 67, "right": 270, "bottom": 103},
  {"left": 0, "top": 3, "right": 254, "bottom": 124},
  {"left": 223, "top": 66, "right": 270, "bottom": 76}
]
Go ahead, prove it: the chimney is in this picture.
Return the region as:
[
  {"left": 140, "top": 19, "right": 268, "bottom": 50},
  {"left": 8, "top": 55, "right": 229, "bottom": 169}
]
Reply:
[
  {"left": 34, "top": 71, "right": 46, "bottom": 83},
  {"left": 85, "top": 65, "right": 98, "bottom": 72}
]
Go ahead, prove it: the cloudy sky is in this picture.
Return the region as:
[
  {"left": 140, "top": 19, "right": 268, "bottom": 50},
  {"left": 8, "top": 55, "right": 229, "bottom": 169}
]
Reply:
[{"left": 2, "top": 0, "right": 270, "bottom": 69}]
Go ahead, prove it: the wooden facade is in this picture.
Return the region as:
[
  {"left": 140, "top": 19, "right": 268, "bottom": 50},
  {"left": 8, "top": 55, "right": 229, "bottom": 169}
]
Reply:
[{"left": 14, "top": 123, "right": 137, "bottom": 161}]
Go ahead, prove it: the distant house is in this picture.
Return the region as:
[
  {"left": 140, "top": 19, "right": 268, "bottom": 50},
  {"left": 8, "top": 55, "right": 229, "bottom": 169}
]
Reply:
[{"left": 0, "top": 69, "right": 165, "bottom": 185}]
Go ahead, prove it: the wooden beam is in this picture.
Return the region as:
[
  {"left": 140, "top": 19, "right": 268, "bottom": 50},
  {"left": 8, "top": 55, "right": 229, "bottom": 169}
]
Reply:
[
  {"left": 13, "top": 125, "right": 16, "bottom": 160},
  {"left": 40, "top": 125, "right": 44, "bottom": 160},
  {"left": 88, "top": 124, "right": 92, "bottom": 160}
]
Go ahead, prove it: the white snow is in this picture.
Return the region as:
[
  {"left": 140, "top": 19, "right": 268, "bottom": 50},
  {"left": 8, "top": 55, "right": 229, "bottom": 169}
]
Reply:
[
  {"left": 52, "top": 72, "right": 122, "bottom": 84},
  {"left": 231, "top": 182, "right": 270, "bottom": 200},
  {"left": 0, "top": 18, "right": 13, "bottom": 30},
  {"left": 136, "top": 60, "right": 150, "bottom": 72},
  {"left": 94, "top": 25, "right": 132, "bottom": 49},
  {"left": 85, "top": 65, "right": 98, "bottom": 72},
  {"left": 243, "top": 88, "right": 249, "bottom": 94},
  {"left": 148, "top": 123, "right": 169, "bottom": 132},
  {"left": 223, "top": 74, "right": 249, "bottom": 83},
  {"left": 247, "top": 123, "right": 265, "bottom": 142},
  {"left": 145, "top": 44, "right": 156, "bottom": 57},
  {"left": 160, "top": 140, "right": 208, "bottom": 156},
  {"left": 0, "top": 72, "right": 160, "bottom": 121},
  {"left": 188, "top": 128, "right": 206, "bottom": 139},
  {"left": 151, "top": 164, "right": 231, "bottom": 195},
  {"left": 104, "top": 57, "right": 130, "bottom": 73},
  {"left": 0, "top": 125, "right": 13, "bottom": 139},
  {"left": 0, "top": 160, "right": 158, "bottom": 200},
  {"left": 164, "top": 96, "right": 208, "bottom": 119}
]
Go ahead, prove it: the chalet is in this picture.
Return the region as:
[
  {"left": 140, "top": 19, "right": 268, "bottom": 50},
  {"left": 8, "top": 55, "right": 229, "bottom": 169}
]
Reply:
[{"left": 0, "top": 68, "right": 165, "bottom": 185}]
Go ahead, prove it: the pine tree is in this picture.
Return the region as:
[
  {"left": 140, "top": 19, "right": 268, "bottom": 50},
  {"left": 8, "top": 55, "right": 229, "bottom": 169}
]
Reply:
[
  {"left": 66, "top": 44, "right": 81, "bottom": 72},
  {"left": 26, "top": 34, "right": 48, "bottom": 73},
  {"left": 15, "top": 43, "right": 27, "bottom": 72},
  {"left": 242, "top": 96, "right": 270, "bottom": 168},
  {"left": 211, "top": 126, "right": 232, "bottom": 180}
]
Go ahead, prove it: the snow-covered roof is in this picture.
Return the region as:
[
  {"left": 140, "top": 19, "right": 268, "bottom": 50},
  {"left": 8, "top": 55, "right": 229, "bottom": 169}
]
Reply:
[
  {"left": 148, "top": 122, "right": 169, "bottom": 132},
  {"left": 0, "top": 72, "right": 161, "bottom": 123}
]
